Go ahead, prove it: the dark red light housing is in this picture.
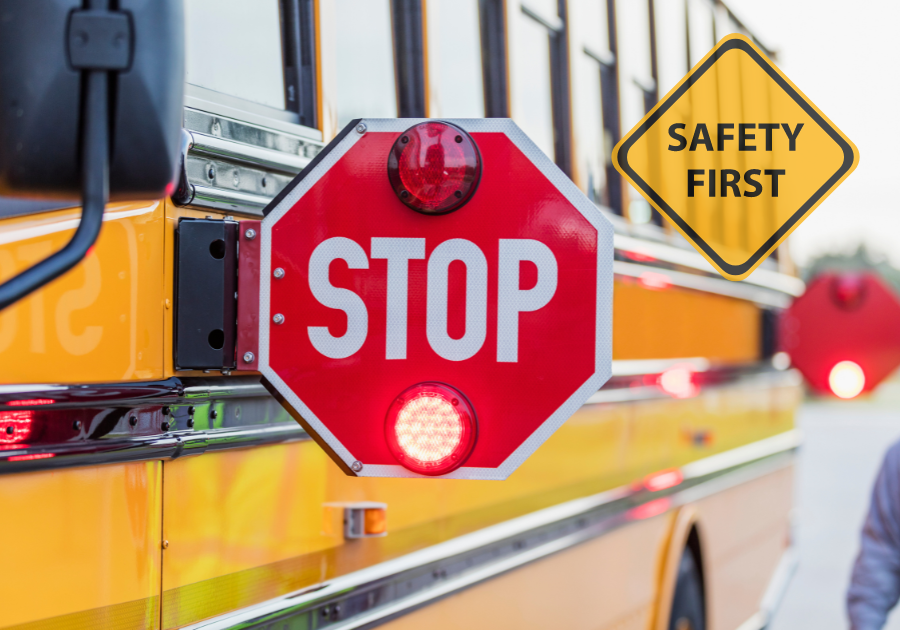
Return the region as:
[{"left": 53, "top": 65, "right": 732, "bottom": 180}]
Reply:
[
  {"left": 385, "top": 382, "right": 477, "bottom": 476},
  {"left": 388, "top": 121, "right": 481, "bottom": 215}
]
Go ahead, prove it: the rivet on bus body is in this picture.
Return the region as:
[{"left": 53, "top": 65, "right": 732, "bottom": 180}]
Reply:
[
  {"left": 274, "top": 268, "right": 285, "bottom": 279},
  {"left": 273, "top": 313, "right": 285, "bottom": 324}
]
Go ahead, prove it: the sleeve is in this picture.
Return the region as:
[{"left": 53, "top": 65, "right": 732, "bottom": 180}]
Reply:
[{"left": 848, "top": 441, "right": 900, "bottom": 630}]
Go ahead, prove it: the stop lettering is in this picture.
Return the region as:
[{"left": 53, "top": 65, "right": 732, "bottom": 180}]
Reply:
[{"left": 259, "top": 119, "right": 613, "bottom": 480}]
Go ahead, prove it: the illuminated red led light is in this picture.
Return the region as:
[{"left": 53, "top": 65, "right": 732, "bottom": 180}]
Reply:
[
  {"left": 643, "top": 468, "right": 684, "bottom": 492},
  {"left": 829, "top": 360, "right": 866, "bottom": 399},
  {"left": 0, "top": 410, "right": 34, "bottom": 444},
  {"left": 387, "top": 121, "right": 482, "bottom": 215},
  {"left": 7, "top": 453, "right": 55, "bottom": 462},
  {"left": 658, "top": 364, "right": 698, "bottom": 399},
  {"left": 385, "top": 382, "right": 477, "bottom": 476},
  {"left": 7, "top": 399, "right": 55, "bottom": 406}
]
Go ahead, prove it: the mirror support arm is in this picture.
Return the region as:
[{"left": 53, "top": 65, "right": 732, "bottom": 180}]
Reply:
[{"left": 0, "top": 69, "right": 109, "bottom": 312}]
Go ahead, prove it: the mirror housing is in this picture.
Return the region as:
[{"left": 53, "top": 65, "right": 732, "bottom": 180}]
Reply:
[{"left": 0, "top": 0, "right": 184, "bottom": 199}]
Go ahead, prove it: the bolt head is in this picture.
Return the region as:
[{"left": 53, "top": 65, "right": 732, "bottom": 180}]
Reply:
[
  {"left": 273, "top": 313, "right": 285, "bottom": 325},
  {"left": 245, "top": 228, "right": 257, "bottom": 240},
  {"left": 351, "top": 461, "right": 363, "bottom": 473},
  {"left": 129, "top": 415, "right": 137, "bottom": 427},
  {"left": 243, "top": 351, "right": 255, "bottom": 363},
  {"left": 73, "top": 420, "right": 82, "bottom": 431},
  {"left": 355, "top": 122, "right": 367, "bottom": 135},
  {"left": 274, "top": 267, "right": 285, "bottom": 279},
  {"left": 162, "top": 540, "right": 169, "bottom": 549}
]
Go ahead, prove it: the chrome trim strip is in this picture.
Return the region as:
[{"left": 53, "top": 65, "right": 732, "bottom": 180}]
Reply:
[
  {"left": 0, "top": 364, "right": 801, "bottom": 474},
  {"left": 182, "top": 430, "right": 800, "bottom": 630},
  {"left": 614, "top": 260, "right": 793, "bottom": 308},
  {"left": 184, "top": 84, "right": 323, "bottom": 141},
  {"left": 611, "top": 357, "right": 710, "bottom": 376},
  {"left": 191, "top": 184, "right": 271, "bottom": 212},
  {"left": 190, "top": 132, "right": 310, "bottom": 174},
  {"left": 735, "top": 547, "right": 799, "bottom": 630},
  {"left": 613, "top": 234, "right": 805, "bottom": 297}
]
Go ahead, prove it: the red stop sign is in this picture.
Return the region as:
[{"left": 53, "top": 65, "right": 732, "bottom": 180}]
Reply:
[
  {"left": 781, "top": 272, "right": 900, "bottom": 397},
  {"left": 259, "top": 119, "right": 613, "bottom": 479}
]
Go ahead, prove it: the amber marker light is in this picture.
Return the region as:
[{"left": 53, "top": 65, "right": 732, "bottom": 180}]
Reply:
[
  {"left": 387, "top": 121, "right": 482, "bottom": 215},
  {"left": 829, "top": 360, "right": 866, "bottom": 399},
  {"left": 385, "top": 382, "right": 477, "bottom": 476}
]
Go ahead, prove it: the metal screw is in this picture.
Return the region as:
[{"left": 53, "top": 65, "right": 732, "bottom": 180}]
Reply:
[
  {"left": 210, "top": 410, "right": 218, "bottom": 420},
  {"left": 129, "top": 415, "right": 137, "bottom": 427},
  {"left": 6, "top": 426, "right": 13, "bottom": 435},
  {"left": 162, "top": 406, "right": 170, "bottom": 416},
  {"left": 232, "top": 170, "right": 240, "bottom": 187},
  {"left": 245, "top": 228, "right": 257, "bottom": 240},
  {"left": 243, "top": 351, "right": 255, "bottom": 363},
  {"left": 73, "top": 420, "right": 82, "bottom": 430},
  {"left": 261, "top": 176, "right": 268, "bottom": 188},
  {"left": 355, "top": 122, "right": 367, "bottom": 135},
  {"left": 161, "top": 421, "right": 170, "bottom": 431},
  {"left": 454, "top": 191, "right": 462, "bottom": 198},
  {"left": 187, "top": 418, "right": 194, "bottom": 429},
  {"left": 188, "top": 406, "right": 194, "bottom": 416},
  {"left": 455, "top": 135, "right": 463, "bottom": 143},
  {"left": 207, "top": 164, "right": 215, "bottom": 180},
  {"left": 274, "top": 268, "right": 285, "bottom": 279},
  {"left": 273, "top": 313, "right": 285, "bottom": 325},
  {"left": 401, "top": 135, "right": 409, "bottom": 144},
  {"left": 400, "top": 190, "right": 409, "bottom": 199},
  {"left": 351, "top": 461, "right": 363, "bottom": 473},
  {"left": 162, "top": 540, "right": 169, "bottom": 549}
]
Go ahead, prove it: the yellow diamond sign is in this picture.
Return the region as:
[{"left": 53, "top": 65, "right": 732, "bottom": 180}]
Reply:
[{"left": 613, "top": 34, "right": 859, "bottom": 280}]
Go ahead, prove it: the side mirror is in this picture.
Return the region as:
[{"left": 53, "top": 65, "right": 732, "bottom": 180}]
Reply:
[{"left": 0, "top": 0, "right": 184, "bottom": 309}]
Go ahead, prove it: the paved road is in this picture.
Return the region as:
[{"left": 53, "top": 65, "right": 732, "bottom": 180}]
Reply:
[{"left": 771, "top": 380, "right": 900, "bottom": 630}]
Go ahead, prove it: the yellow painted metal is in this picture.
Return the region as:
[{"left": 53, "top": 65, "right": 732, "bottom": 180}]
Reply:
[
  {"left": 158, "top": 380, "right": 794, "bottom": 628},
  {"left": 383, "top": 512, "right": 672, "bottom": 630},
  {"left": 613, "top": 279, "right": 761, "bottom": 361},
  {"left": 0, "top": 462, "right": 162, "bottom": 629},
  {"left": 379, "top": 463, "right": 793, "bottom": 630},
  {"left": 0, "top": 202, "right": 166, "bottom": 384}
]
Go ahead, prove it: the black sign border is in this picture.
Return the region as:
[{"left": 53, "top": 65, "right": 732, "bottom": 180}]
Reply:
[{"left": 615, "top": 38, "right": 856, "bottom": 277}]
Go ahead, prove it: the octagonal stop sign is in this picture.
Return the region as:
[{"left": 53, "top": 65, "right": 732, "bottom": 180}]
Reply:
[
  {"left": 258, "top": 119, "right": 613, "bottom": 479},
  {"left": 781, "top": 272, "right": 900, "bottom": 397}
]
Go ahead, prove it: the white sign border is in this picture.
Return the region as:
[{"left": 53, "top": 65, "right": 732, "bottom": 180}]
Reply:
[{"left": 259, "top": 118, "right": 613, "bottom": 480}]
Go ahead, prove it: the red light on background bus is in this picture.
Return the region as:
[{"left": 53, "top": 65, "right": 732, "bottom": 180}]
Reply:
[
  {"left": 385, "top": 382, "right": 477, "bottom": 476},
  {"left": 829, "top": 360, "right": 866, "bottom": 399},
  {"left": 387, "top": 121, "right": 481, "bottom": 215},
  {"left": 638, "top": 271, "right": 672, "bottom": 291},
  {"left": 831, "top": 274, "right": 867, "bottom": 310},
  {"left": 643, "top": 468, "right": 684, "bottom": 492},
  {"left": 0, "top": 410, "right": 34, "bottom": 444},
  {"left": 659, "top": 365, "right": 698, "bottom": 399}
]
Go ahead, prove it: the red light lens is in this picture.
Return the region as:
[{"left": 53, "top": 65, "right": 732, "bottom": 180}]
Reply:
[
  {"left": 387, "top": 121, "right": 482, "bottom": 215},
  {"left": 385, "top": 382, "right": 477, "bottom": 476},
  {"left": 0, "top": 410, "right": 34, "bottom": 444},
  {"left": 830, "top": 274, "right": 867, "bottom": 310}
]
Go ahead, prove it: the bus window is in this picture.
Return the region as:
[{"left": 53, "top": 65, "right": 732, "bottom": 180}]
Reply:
[
  {"left": 570, "top": 0, "right": 612, "bottom": 207},
  {"left": 687, "top": 0, "right": 715, "bottom": 66},
  {"left": 513, "top": 4, "right": 557, "bottom": 160},
  {"left": 185, "top": 0, "right": 288, "bottom": 111},
  {"left": 654, "top": 0, "right": 688, "bottom": 96},
  {"left": 336, "top": 0, "right": 399, "bottom": 129},
  {"left": 616, "top": 0, "right": 658, "bottom": 225},
  {"left": 511, "top": 1, "right": 569, "bottom": 171},
  {"left": 425, "top": 0, "right": 486, "bottom": 118}
]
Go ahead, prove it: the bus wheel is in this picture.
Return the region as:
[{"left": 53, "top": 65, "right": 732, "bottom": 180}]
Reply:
[{"left": 668, "top": 548, "right": 705, "bottom": 630}]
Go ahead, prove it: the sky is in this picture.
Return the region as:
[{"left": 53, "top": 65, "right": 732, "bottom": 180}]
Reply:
[{"left": 725, "top": 0, "right": 900, "bottom": 269}]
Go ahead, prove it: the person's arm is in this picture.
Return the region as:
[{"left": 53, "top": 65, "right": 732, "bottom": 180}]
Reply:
[{"left": 848, "top": 441, "right": 900, "bottom": 629}]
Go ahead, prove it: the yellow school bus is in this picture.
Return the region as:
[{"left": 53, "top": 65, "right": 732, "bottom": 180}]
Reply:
[{"left": 0, "top": 1, "right": 802, "bottom": 629}]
